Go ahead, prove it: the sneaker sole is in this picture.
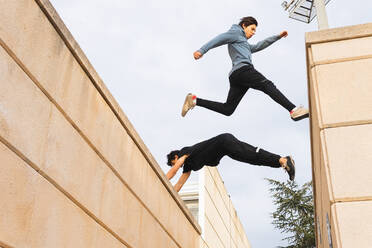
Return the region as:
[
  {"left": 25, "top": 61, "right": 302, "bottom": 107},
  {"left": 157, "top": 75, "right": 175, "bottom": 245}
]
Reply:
[
  {"left": 181, "top": 94, "right": 193, "bottom": 117},
  {"left": 291, "top": 113, "right": 309, "bottom": 121},
  {"left": 286, "top": 156, "right": 296, "bottom": 181}
]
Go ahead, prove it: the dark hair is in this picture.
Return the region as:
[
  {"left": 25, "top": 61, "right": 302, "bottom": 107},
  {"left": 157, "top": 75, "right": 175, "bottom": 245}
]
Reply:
[
  {"left": 166, "top": 150, "right": 180, "bottom": 166},
  {"left": 239, "top": 16, "right": 258, "bottom": 28}
]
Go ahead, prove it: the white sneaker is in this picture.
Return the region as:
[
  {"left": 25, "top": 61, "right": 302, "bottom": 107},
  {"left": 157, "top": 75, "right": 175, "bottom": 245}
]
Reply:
[
  {"left": 290, "top": 106, "right": 309, "bottom": 121},
  {"left": 181, "top": 93, "right": 196, "bottom": 117}
]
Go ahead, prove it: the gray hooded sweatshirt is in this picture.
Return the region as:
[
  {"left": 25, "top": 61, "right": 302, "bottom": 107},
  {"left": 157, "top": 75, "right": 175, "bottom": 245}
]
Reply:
[{"left": 198, "top": 24, "right": 281, "bottom": 75}]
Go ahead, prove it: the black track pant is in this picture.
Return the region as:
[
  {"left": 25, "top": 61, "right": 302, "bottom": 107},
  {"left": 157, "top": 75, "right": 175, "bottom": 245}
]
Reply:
[
  {"left": 196, "top": 64, "right": 296, "bottom": 116},
  {"left": 216, "top": 133, "right": 281, "bottom": 168}
]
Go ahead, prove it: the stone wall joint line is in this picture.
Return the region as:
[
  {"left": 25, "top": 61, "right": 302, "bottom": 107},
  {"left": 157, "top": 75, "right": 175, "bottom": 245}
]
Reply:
[
  {"left": 204, "top": 183, "right": 238, "bottom": 248},
  {"left": 320, "top": 119, "right": 372, "bottom": 130},
  {"left": 205, "top": 215, "right": 227, "bottom": 248},
  {"left": 332, "top": 197, "right": 372, "bottom": 204},
  {"left": 311, "top": 54, "right": 372, "bottom": 68},
  {"left": 206, "top": 168, "right": 246, "bottom": 246}
]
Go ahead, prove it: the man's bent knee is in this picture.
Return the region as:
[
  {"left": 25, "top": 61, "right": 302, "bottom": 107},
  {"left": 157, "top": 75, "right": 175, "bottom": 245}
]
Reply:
[
  {"left": 223, "top": 110, "right": 234, "bottom": 116},
  {"left": 221, "top": 105, "right": 236, "bottom": 116}
]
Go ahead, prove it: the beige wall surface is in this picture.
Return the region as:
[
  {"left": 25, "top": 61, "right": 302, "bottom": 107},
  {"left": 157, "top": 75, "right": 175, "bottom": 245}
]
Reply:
[
  {"left": 201, "top": 167, "right": 251, "bottom": 248},
  {"left": 0, "top": 142, "right": 126, "bottom": 248},
  {"left": 0, "top": 0, "right": 201, "bottom": 247},
  {"left": 306, "top": 23, "right": 372, "bottom": 248}
]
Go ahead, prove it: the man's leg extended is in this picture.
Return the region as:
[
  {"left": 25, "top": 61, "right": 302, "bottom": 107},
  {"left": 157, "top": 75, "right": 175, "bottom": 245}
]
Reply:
[
  {"left": 244, "top": 68, "right": 296, "bottom": 112},
  {"left": 196, "top": 83, "right": 248, "bottom": 116},
  {"left": 216, "top": 133, "right": 295, "bottom": 180},
  {"left": 217, "top": 133, "right": 282, "bottom": 167},
  {"left": 242, "top": 68, "right": 309, "bottom": 121}
]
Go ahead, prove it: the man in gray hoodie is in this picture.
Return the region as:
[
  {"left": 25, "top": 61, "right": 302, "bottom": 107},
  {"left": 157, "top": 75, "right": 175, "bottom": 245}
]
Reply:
[{"left": 181, "top": 16, "right": 309, "bottom": 121}]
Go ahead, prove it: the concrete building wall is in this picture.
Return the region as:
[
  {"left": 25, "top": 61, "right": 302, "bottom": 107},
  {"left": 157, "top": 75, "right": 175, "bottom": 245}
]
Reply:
[
  {"left": 0, "top": 0, "right": 202, "bottom": 247},
  {"left": 200, "top": 167, "right": 251, "bottom": 248},
  {"left": 179, "top": 167, "right": 251, "bottom": 248},
  {"left": 306, "top": 23, "right": 372, "bottom": 248}
]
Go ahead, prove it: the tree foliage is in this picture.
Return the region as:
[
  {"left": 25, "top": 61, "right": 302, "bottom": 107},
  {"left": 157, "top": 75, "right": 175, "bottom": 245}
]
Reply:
[{"left": 266, "top": 178, "right": 315, "bottom": 248}]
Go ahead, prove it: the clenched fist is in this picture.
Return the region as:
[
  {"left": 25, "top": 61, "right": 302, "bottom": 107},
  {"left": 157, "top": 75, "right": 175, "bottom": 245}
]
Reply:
[
  {"left": 280, "top": 31, "right": 288, "bottom": 38},
  {"left": 193, "top": 51, "right": 203, "bottom": 60}
]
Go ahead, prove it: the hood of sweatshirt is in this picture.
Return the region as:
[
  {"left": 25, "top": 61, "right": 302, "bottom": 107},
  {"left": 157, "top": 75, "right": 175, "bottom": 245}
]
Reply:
[{"left": 229, "top": 24, "right": 247, "bottom": 40}]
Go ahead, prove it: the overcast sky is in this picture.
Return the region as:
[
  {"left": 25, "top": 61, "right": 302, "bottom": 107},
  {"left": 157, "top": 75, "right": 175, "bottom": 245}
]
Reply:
[{"left": 49, "top": 0, "right": 371, "bottom": 247}]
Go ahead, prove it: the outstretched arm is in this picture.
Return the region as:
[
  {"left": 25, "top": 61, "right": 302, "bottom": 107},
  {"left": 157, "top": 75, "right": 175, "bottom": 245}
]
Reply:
[
  {"left": 250, "top": 31, "right": 288, "bottom": 53},
  {"left": 174, "top": 171, "right": 191, "bottom": 192},
  {"left": 194, "top": 30, "right": 239, "bottom": 60},
  {"left": 166, "top": 155, "right": 188, "bottom": 180}
]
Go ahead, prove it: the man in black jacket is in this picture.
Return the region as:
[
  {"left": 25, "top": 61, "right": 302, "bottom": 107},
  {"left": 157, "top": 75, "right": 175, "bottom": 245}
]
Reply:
[{"left": 166, "top": 133, "right": 295, "bottom": 192}]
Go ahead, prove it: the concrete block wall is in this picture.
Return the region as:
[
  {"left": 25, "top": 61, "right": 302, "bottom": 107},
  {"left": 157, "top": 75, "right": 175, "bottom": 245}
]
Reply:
[
  {"left": 306, "top": 23, "right": 372, "bottom": 248},
  {"left": 0, "top": 0, "right": 201, "bottom": 247},
  {"left": 200, "top": 167, "right": 251, "bottom": 248}
]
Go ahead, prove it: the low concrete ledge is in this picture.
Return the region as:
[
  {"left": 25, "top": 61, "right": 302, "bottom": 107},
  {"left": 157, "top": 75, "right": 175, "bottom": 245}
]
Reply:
[
  {"left": 305, "top": 22, "right": 372, "bottom": 45},
  {"left": 34, "top": 0, "right": 201, "bottom": 235}
]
